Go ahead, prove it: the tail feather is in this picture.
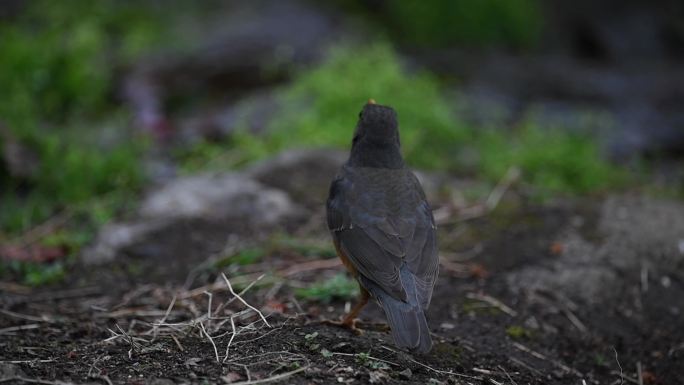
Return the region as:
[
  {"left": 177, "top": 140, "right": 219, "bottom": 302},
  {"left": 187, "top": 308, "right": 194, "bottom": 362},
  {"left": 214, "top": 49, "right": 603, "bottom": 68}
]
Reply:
[{"left": 360, "top": 265, "right": 432, "bottom": 353}]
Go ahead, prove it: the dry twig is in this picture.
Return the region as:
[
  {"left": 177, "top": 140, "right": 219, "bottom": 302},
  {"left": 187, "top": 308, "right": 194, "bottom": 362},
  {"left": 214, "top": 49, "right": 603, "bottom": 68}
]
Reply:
[
  {"left": 199, "top": 322, "right": 220, "bottom": 363},
  {"left": 380, "top": 346, "right": 482, "bottom": 380},
  {"left": 221, "top": 273, "right": 271, "bottom": 328},
  {"left": 513, "top": 342, "right": 581, "bottom": 376},
  {"left": 225, "top": 365, "right": 308, "bottom": 385},
  {"left": 466, "top": 293, "right": 518, "bottom": 317}
]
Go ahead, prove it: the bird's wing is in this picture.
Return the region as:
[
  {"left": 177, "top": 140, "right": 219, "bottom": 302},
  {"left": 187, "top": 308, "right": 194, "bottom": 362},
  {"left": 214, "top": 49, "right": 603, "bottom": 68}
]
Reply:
[
  {"left": 327, "top": 170, "right": 438, "bottom": 307},
  {"left": 405, "top": 198, "right": 439, "bottom": 310}
]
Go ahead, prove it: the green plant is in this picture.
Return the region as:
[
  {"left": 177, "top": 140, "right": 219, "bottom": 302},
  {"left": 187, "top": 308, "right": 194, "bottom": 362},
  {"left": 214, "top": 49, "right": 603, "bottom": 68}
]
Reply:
[
  {"left": 382, "top": 0, "right": 543, "bottom": 49},
  {"left": 505, "top": 325, "right": 532, "bottom": 340},
  {"left": 0, "top": 1, "right": 160, "bottom": 235},
  {"left": 477, "top": 123, "right": 625, "bottom": 195},
  {"left": 214, "top": 247, "right": 267, "bottom": 268},
  {"left": 0, "top": 1, "right": 165, "bottom": 284},
  {"left": 1, "top": 260, "right": 67, "bottom": 286},
  {"left": 230, "top": 42, "right": 471, "bottom": 171},
  {"left": 354, "top": 352, "right": 389, "bottom": 369},
  {"left": 267, "top": 235, "right": 337, "bottom": 258},
  {"left": 225, "top": 42, "right": 625, "bottom": 196},
  {"left": 296, "top": 273, "right": 359, "bottom": 303}
]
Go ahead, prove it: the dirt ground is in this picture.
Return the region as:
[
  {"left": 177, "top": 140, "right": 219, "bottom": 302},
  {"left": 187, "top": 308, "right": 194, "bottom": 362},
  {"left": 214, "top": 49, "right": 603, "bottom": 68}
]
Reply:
[{"left": 2, "top": 183, "right": 684, "bottom": 384}]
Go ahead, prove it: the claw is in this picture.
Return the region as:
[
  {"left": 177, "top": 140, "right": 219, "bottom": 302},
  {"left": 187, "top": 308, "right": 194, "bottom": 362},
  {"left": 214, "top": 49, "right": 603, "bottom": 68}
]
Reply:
[{"left": 321, "top": 318, "right": 364, "bottom": 335}]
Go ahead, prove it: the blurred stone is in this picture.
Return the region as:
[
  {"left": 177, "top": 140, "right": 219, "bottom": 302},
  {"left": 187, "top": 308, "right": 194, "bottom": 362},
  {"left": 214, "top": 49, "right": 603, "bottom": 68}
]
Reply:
[
  {"left": 398, "top": 369, "right": 412, "bottom": 380},
  {"left": 84, "top": 222, "right": 167, "bottom": 265},
  {"left": 125, "top": 0, "right": 356, "bottom": 142},
  {"left": 507, "top": 195, "right": 684, "bottom": 303},
  {"left": 141, "top": 173, "right": 298, "bottom": 224},
  {"left": 247, "top": 148, "right": 347, "bottom": 208},
  {"left": 84, "top": 172, "right": 304, "bottom": 265}
]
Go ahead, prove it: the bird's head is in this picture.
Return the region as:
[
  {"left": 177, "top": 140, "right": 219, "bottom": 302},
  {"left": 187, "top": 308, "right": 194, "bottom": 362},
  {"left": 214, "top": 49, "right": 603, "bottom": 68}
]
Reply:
[
  {"left": 353, "top": 99, "right": 400, "bottom": 147},
  {"left": 347, "top": 100, "right": 404, "bottom": 169}
]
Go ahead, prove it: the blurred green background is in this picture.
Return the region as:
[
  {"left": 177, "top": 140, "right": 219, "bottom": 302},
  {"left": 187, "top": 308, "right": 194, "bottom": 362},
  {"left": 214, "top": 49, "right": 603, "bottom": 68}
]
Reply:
[{"left": 1, "top": 0, "right": 682, "bottom": 284}]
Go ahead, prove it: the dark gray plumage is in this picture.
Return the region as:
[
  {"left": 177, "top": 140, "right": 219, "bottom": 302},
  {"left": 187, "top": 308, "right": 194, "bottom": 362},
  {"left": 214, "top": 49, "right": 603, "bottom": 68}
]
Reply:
[{"left": 326, "top": 102, "right": 439, "bottom": 353}]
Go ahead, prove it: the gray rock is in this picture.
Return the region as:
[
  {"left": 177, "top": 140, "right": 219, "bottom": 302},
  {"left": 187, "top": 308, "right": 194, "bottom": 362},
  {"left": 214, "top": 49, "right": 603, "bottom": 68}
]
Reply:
[
  {"left": 83, "top": 172, "right": 303, "bottom": 265},
  {"left": 83, "top": 221, "right": 168, "bottom": 265},
  {"left": 507, "top": 195, "right": 684, "bottom": 303},
  {"left": 141, "top": 173, "right": 297, "bottom": 224},
  {"left": 246, "top": 148, "right": 347, "bottom": 208},
  {"left": 398, "top": 368, "right": 413, "bottom": 379}
]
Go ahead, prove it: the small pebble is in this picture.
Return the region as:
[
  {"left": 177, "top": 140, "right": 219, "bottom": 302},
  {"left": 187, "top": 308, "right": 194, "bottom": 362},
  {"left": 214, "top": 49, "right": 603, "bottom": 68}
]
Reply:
[
  {"left": 661, "top": 276, "right": 671, "bottom": 288},
  {"left": 399, "top": 368, "right": 412, "bottom": 379}
]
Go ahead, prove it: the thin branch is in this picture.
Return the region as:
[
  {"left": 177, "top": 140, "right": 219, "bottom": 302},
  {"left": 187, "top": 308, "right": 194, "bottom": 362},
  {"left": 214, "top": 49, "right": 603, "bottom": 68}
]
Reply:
[
  {"left": 199, "top": 322, "right": 220, "bottom": 363},
  {"left": 221, "top": 273, "right": 271, "bottom": 328},
  {"left": 331, "top": 352, "right": 400, "bottom": 367},
  {"left": 0, "top": 377, "right": 75, "bottom": 385},
  {"left": 614, "top": 347, "right": 624, "bottom": 385},
  {"left": 380, "top": 346, "right": 482, "bottom": 380},
  {"left": 0, "top": 309, "right": 53, "bottom": 323},
  {"left": 225, "top": 365, "right": 308, "bottom": 385},
  {"left": 513, "top": 342, "right": 581, "bottom": 376},
  {"left": 561, "top": 307, "right": 588, "bottom": 334},
  {"left": 222, "top": 316, "right": 238, "bottom": 363},
  {"left": 0, "top": 360, "right": 55, "bottom": 364},
  {"left": 149, "top": 294, "right": 177, "bottom": 339},
  {"left": 466, "top": 293, "right": 518, "bottom": 317},
  {"left": 0, "top": 324, "right": 40, "bottom": 334}
]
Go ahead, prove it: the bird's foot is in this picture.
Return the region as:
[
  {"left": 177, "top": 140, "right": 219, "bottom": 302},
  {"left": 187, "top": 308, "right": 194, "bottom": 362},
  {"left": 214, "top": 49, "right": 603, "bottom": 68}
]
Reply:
[
  {"left": 321, "top": 317, "right": 364, "bottom": 335},
  {"left": 356, "top": 321, "right": 390, "bottom": 332}
]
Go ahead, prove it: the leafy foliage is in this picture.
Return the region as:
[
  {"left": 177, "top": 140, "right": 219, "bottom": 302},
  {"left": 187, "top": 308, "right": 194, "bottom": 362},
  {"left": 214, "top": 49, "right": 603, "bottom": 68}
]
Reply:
[
  {"left": 226, "top": 43, "right": 625, "bottom": 195},
  {"left": 477, "top": 124, "right": 626, "bottom": 194},
  {"left": 0, "top": 1, "right": 163, "bottom": 284},
  {"left": 0, "top": 1, "right": 160, "bottom": 234},
  {"left": 233, "top": 42, "right": 471, "bottom": 170}
]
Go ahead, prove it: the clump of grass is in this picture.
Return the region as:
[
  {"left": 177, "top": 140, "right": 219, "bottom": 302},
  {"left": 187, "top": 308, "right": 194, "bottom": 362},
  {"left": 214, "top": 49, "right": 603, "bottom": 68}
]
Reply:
[
  {"left": 0, "top": 1, "right": 165, "bottom": 284},
  {"left": 477, "top": 123, "right": 625, "bottom": 195},
  {"left": 505, "top": 325, "right": 532, "bottom": 340},
  {"left": 0, "top": 1, "right": 159, "bottom": 234},
  {"left": 0, "top": 260, "right": 66, "bottom": 286},
  {"left": 267, "top": 234, "right": 337, "bottom": 258},
  {"left": 214, "top": 247, "right": 267, "bottom": 268},
  {"left": 231, "top": 42, "right": 472, "bottom": 170},
  {"left": 296, "top": 273, "right": 359, "bottom": 303}
]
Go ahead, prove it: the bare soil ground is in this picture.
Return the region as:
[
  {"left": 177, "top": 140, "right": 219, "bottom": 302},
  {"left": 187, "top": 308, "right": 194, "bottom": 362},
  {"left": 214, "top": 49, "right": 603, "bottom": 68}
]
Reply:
[{"left": 2, "top": 191, "right": 683, "bottom": 385}]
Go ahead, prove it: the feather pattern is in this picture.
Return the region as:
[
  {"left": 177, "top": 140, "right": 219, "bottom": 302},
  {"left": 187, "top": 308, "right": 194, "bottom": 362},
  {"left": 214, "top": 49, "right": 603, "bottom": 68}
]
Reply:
[{"left": 327, "top": 164, "right": 439, "bottom": 352}]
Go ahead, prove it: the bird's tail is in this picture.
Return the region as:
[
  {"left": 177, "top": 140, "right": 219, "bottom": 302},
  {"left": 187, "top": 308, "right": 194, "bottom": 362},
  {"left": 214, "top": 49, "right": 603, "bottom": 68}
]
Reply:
[{"left": 360, "top": 266, "right": 432, "bottom": 354}]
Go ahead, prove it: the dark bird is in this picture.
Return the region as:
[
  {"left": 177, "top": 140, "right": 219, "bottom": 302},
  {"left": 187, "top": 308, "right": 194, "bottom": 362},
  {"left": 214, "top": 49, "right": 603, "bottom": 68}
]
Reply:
[{"left": 325, "top": 100, "right": 439, "bottom": 354}]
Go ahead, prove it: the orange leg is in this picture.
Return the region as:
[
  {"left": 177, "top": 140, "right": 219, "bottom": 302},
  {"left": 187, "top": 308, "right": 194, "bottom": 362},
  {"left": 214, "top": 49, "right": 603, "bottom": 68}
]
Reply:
[{"left": 322, "top": 285, "right": 370, "bottom": 335}]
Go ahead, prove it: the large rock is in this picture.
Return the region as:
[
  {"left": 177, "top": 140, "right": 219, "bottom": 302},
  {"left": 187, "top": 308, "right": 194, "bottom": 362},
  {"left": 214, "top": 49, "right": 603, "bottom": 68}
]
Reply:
[
  {"left": 507, "top": 195, "right": 684, "bottom": 303},
  {"left": 83, "top": 173, "right": 304, "bottom": 265},
  {"left": 140, "top": 173, "right": 297, "bottom": 224}
]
